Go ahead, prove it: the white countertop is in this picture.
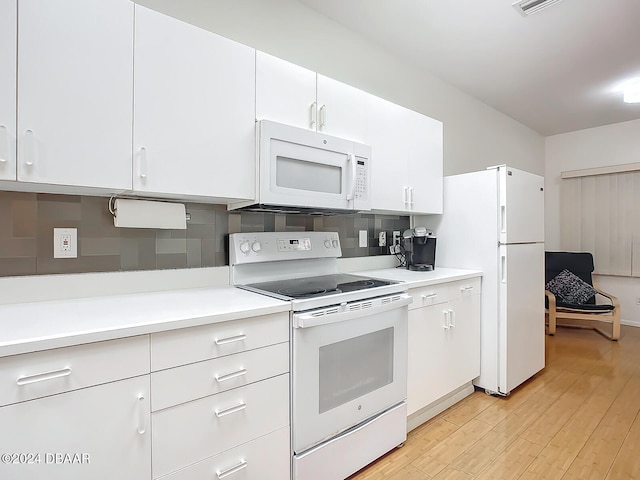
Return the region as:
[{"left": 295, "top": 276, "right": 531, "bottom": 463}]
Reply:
[
  {"left": 356, "top": 267, "right": 483, "bottom": 289},
  {"left": 0, "top": 286, "right": 289, "bottom": 358},
  {"left": 0, "top": 264, "right": 482, "bottom": 359}
]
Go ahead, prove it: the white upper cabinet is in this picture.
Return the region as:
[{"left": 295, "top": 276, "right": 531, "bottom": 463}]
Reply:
[
  {"left": 16, "top": 0, "right": 133, "bottom": 191},
  {"left": 368, "top": 96, "right": 443, "bottom": 214},
  {"left": 0, "top": 0, "right": 16, "bottom": 182},
  {"left": 133, "top": 6, "right": 256, "bottom": 201},
  {"left": 256, "top": 52, "right": 369, "bottom": 142}
]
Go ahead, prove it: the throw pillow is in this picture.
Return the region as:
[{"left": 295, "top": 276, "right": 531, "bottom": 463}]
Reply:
[{"left": 545, "top": 269, "right": 597, "bottom": 304}]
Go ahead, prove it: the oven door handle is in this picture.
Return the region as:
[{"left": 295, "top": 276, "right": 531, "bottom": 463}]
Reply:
[{"left": 292, "top": 294, "right": 412, "bottom": 328}]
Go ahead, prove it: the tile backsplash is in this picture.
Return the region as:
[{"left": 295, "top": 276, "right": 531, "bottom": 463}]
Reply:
[{"left": 0, "top": 191, "right": 409, "bottom": 277}]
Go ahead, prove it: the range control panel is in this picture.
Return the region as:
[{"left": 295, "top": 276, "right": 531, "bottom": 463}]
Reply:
[{"left": 229, "top": 231, "right": 341, "bottom": 265}]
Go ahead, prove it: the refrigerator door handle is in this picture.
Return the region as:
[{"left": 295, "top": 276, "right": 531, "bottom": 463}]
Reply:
[{"left": 501, "top": 254, "right": 507, "bottom": 283}]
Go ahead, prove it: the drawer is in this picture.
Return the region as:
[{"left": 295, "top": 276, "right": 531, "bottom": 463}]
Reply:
[
  {"left": 0, "top": 335, "right": 149, "bottom": 407},
  {"left": 151, "top": 312, "right": 289, "bottom": 371},
  {"left": 152, "top": 373, "right": 289, "bottom": 478},
  {"left": 158, "top": 426, "right": 290, "bottom": 480},
  {"left": 408, "top": 277, "right": 481, "bottom": 310},
  {"left": 151, "top": 342, "right": 289, "bottom": 411},
  {"left": 408, "top": 283, "right": 450, "bottom": 310}
]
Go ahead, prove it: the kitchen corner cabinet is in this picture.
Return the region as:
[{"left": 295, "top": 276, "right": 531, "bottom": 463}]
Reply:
[
  {"left": 407, "top": 278, "right": 480, "bottom": 416},
  {"left": 256, "top": 52, "right": 369, "bottom": 143},
  {"left": 0, "top": 336, "right": 151, "bottom": 480},
  {"left": 0, "top": 0, "right": 16, "bottom": 181},
  {"left": 134, "top": 6, "right": 256, "bottom": 202},
  {"left": 16, "top": 0, "right": 133, "bottom": 191},
  {"left": 368, "top": 96, "right": 443, "bottom": 214}
]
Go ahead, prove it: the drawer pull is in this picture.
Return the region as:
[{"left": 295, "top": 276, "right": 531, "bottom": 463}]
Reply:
[
  {"left": 460, "top": 286, "right": 474, "bottom": 292},
  {"left": 215, "top": 368, "right": 247, "bottom": 383},
  {"left": 16, "top": 367, "right": 72, "bottom": 386},
  {"left": 214, "top": 401, "right": 247, "bottom": 418},
  {"left": 214, "top": 334, "right": 247, "bottom": 346},
  {"left": 137, "top": 394, "right": 147, "bottom": 435},
  {"left": 217, "top": 459, "right": 248, "bottom": 479},
  {"left": 421, "top": 293, "right": 437, "bottom": 300}
]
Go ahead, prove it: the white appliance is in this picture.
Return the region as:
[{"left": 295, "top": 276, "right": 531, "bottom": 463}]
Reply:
[
  {"left": 228, "top": 120, "right": 371, "bottom": 214},
  {"left": 431, "top": 165, "right": 545, "bottom": 395},
  {"left": 229, "top": 232, "right": 410, "bottom": 480}
]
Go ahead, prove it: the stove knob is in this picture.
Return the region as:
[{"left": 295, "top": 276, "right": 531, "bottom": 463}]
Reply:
[
  {"left": 332, "top": 239, "right": 339, "bottom": 248},
  {"left": 324, "top": 239, "right": 332, "bottom": 248},
  {"left": 251, "top": 241, "right": 262, "bottom": 253},
  {"left": 239, "top": 241, "right": 250, "bottom": 254}
]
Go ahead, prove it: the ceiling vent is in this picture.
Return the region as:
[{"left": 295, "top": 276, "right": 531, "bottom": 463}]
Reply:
[{"left": 512, "top": 0, "right": 564, "bottom": 16}]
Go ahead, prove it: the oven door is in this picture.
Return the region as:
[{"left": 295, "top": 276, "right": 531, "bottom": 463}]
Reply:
[
  {"left": 291, "top": 294, "right": 410, "bottom": 454},
  {"left": 258, "top": 120, "right": 371, "bottom": 212}
]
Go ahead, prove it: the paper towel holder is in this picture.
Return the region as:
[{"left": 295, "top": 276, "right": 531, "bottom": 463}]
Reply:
[{"left": 108, "top": 195, "right": 189, "bottom": 229}]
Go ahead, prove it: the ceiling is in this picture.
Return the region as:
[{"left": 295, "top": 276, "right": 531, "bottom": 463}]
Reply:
[{"left": 296, "top": 0, "right": 640, "bottom": 136}]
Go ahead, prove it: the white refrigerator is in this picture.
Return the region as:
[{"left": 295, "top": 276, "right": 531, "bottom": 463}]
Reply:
[{"left": 430, "top": 165, "right": 545, "bottom": 395}]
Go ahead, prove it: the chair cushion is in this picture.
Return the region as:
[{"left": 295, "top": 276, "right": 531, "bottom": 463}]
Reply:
[
  {"left": 555, "top": 302, "right": 615, "bottom": 312},
  {"left": 545, "top": 269, "right": 597, "bottom": 304}
]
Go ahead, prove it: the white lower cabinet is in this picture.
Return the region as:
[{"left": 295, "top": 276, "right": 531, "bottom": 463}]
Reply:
[
  {"left": 160, "top": 426, "right": 290, "bottom": 480},
  {"left": 150, "top": 312, "right": 291, "bottom": 480},
  {"left": 0, "top": 375, "right": 151, "bottom": 480},
  {"left": 407, "top": 278, "right": 481, "bottom": 417}
]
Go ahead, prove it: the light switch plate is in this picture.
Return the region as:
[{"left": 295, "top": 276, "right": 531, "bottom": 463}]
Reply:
[{"left": 54, "top": 228, "right": 77, "bottom": 258}]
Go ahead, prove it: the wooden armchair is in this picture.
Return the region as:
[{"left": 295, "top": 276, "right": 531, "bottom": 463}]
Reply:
[{"left": 545, "top": 251, "right": 620, "bottom": 341}]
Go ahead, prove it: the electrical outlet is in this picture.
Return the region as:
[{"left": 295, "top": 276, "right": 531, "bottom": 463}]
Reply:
[
  {"left": 392, "top": 231, "right": 401, "bottom": 246},
  {"left": 359, "top": 230, "right": 368, "bottom": 248},
  {"left": 378, "top": 231, "right": 386, "bottom": 247},
  {"left": 53, "top": 228, "right": 77, "bottom": 259}
]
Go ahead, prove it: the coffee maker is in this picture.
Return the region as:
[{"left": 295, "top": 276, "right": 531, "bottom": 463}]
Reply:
[{"left": 402, "top": 227, "right": 437, "bottom": 271}]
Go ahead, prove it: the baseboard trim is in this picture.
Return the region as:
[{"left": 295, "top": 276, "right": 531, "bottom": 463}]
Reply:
[{"left": 407, "top": 383, "right": 475, "bottom": 432}]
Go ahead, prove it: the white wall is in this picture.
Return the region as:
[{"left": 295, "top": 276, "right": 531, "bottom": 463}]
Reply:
[
  {"left": 138, "top": 0, "right": 544, "bottom": 177},
  {"left": 545, "top": 118, "right": 640, "bottom": 325}
]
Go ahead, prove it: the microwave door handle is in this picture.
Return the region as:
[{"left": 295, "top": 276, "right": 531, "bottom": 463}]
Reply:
[{"left": 346, "top": 153, "right": 356, "bottom": 203}]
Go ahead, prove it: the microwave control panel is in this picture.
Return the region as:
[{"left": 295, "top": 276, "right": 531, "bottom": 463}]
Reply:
[{"left": 355, "top": 160, "right": 367, "bottom": 199}]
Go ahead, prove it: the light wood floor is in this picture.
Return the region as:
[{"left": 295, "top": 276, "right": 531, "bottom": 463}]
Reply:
[{"left": 349, "top": 325, "right": 640, "bottom": 480}]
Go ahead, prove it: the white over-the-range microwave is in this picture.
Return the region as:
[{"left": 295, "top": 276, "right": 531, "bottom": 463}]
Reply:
[{"left": 228, "top": 120, "right": 371, "bottom": 214}]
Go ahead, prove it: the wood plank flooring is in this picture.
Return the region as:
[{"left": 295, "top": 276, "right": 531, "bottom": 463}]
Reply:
[{"left": 348, "top": 325, "right": 640, "bottom": 480}]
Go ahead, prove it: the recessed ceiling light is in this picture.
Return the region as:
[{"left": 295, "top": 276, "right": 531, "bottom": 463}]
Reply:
[
  {"left": 623, "top": 79, "right": 640, "bottom": 103},
  {"left": 512, "top": 0, "right": 564, "bottom": 17}
]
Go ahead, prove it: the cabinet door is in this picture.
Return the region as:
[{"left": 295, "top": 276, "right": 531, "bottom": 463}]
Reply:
[
  {"left": 407, "top": 304, "right": 448, "bottom": 415},
  {"left": 316, "top": 74, "right": 370, "bottom": 142},
  {"left": 133, "top": 6, "right": 255, "bottom": 201},
  {"left": 442, "top": 294, "right": 481, "bottom": 395},
  {"left": 17, "top": 0, "right": 133, "bottom": 191},
  {"left": 0, "top": 0, "right": 16, "bottom": 181},
  {"left": 409, "top": 112, "right": 443, "bottom": 214},
  {"left": 0, "top": 375, "right": 151, "bottom": 480},
  {"left": 256, "top": 51, "right": 317, "bottom": 130},
  {"left": 367, "top": 96, "right": 410, "bottom": 212}
]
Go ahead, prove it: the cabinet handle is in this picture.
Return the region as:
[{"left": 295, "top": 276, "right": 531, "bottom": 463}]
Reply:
[
  {"left": 460, "top": 286, "right": 474, "bottom": 293},
  {"left": 421, "top": 293, "right": 437, "bottom": 301},
  {"left": 443, "top": 310, "right": 450, "bottom": 329},
  {"left": 0, "top": 125, "right": 8, "bottom": 164},
  {"left": 214, "top": 401, "right": 247, "bottom": 418},
  {"left": 319, "top": 104, "right": 326, "bottom": 129},
  {"left": 217, "top": 460, "right": 248, "bottom": 479},
  {"left": 138, "top": 147, "right": 147, "bottom": 179},
  {"left": 214, "top": 333, "right": 247, "bottom": 346},
  {"left": 449, "top": 309, "right": 455, "bottom": 328},
  {"left": 346, "top": 153, "right": 356, "bottom": 202},
  {"left": 24, "top": 129, "right": 35, "bottom": 167},
  {"left": 137, "top": 394, "right": 147, "bottom": 435},
  {"left": 16, "top": 367, "right": 72, "bottom": 386},
  {"left": 403, "top": 186, "right": 409, "bottom": 208},
  {"left": 408, "top": 187, "right": 414, "bottom": 207},
  {"left": 310, "top": 102, "right": 317, "bottom": 129},
  {"left": 215, "top": 368, "right": 247, "bottom": 383}
]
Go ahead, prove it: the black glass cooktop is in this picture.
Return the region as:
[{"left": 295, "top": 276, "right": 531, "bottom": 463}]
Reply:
[{"left": 244, "top": 274, "right": 396, "bottom": 299}]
